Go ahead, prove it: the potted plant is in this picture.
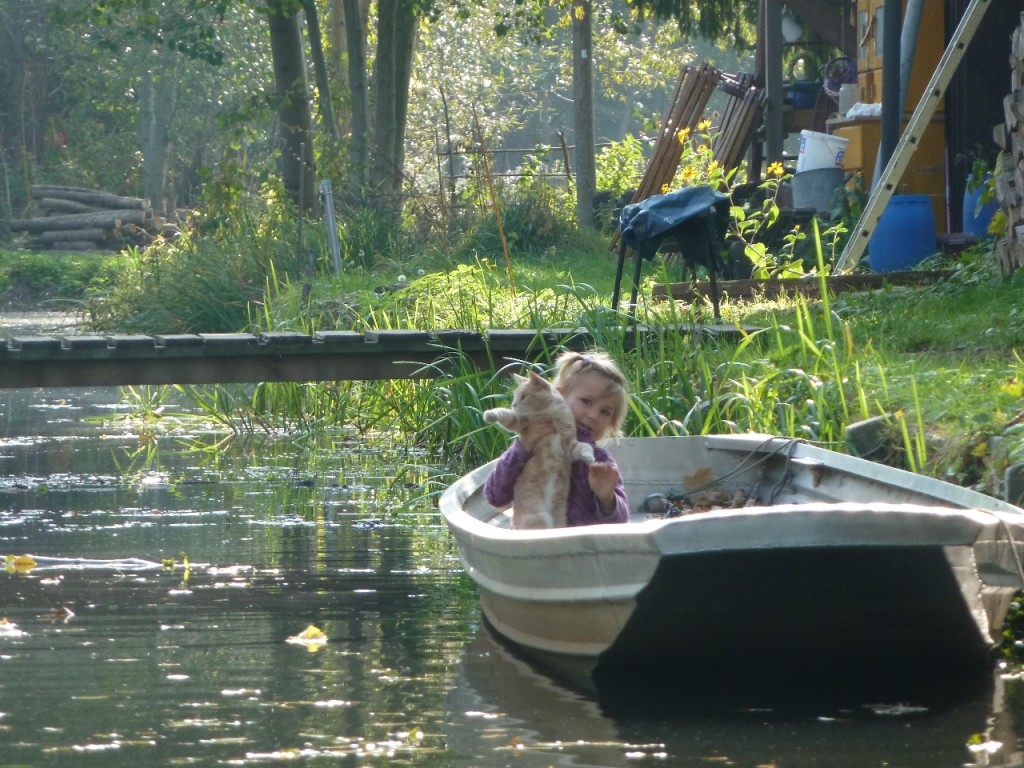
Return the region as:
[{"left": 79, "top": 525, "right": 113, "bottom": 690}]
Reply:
[{"left": 964, "top": 156, "right": 1001, "bottom": 238}]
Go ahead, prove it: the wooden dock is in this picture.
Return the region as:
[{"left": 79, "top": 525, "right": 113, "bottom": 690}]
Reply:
[{"left": 0, "top": 325, "right": 741, "bottom": 389}]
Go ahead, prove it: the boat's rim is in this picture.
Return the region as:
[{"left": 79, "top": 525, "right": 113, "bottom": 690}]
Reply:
[{"left": 439, "top": 434, "right": 1024, "bottom": 542}]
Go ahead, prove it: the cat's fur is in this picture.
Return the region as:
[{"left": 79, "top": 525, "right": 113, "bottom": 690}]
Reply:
[{"left": 484, "top": 372, "right": 594, "bottom": 529}]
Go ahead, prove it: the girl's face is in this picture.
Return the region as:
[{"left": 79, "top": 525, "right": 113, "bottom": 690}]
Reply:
[{"left": 559, "top": 371, "right": 620, "bottom": 439}]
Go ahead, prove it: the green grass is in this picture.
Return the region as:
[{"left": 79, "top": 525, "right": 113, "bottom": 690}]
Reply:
[
  {"left": 21, "top": 196, "right": 1023, "bottom": 496},
  {"left": 0, "top": 249, "right": 125, "bottom": 309}
]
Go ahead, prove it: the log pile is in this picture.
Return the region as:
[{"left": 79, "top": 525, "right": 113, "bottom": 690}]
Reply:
[
  {"left": 9, "top": 185, "right": 178, "bottom": 252},
  {"left": 994, "top": 14, "right": 1024, "bottom": 275}
]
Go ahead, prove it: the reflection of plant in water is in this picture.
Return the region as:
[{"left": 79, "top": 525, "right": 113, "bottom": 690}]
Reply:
[{"left": 107, "top": 424, "right": 445, "bottom": 522}]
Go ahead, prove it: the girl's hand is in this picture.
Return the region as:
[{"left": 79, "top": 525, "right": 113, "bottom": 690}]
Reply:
[{"left": 588, "top": 462, "right": 619, "bottom": 510}]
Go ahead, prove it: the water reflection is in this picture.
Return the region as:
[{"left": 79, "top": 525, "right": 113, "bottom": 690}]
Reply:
[
  {"left": 0, "top": 386, "right": 1022, "bottom": 766},
  {"left": 453, "top": 624, "right": 1024, "bottom": 767},
  {"left": 0, "top": 387, "right": 471, "bottom": 766}
]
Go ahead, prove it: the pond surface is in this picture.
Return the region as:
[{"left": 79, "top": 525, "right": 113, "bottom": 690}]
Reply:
[{"left": 0, "top": 385, "right": 1022, "bottom": 767}]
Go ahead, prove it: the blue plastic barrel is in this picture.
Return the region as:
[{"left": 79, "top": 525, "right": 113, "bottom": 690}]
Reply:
[{"left": 868, "top": 195, "right": 937, "bottom": 272}]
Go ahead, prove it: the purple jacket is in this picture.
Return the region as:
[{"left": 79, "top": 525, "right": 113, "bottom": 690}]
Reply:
[{"left": 483, "top": 426, "right": 630, "bottom": 526}]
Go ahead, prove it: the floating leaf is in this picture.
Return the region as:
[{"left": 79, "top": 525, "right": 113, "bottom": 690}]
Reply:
[
  {"left": 286, "top": 624, "right": 328, "bottom": 651},
  {"left": 5, "top": 554, "right": 37, "bottom": 574}
]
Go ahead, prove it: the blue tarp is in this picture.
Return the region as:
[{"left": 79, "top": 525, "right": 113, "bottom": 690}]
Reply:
[{"left": 618, "top": 186, "right": 730, "bottom": 260}]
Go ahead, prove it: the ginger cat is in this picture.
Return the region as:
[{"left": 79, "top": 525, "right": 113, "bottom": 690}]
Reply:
[{"left": 483, "top": 372, "right": 594, "bottom": 528}]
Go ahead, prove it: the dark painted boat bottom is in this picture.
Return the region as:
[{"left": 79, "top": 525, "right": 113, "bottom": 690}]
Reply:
[{"left": 502, "top": 546, "right": 997, "bottom": 713}]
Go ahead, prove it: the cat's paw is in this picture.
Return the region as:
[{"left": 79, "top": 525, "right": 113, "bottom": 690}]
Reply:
[
  {"left": 576, "top": 443, "right": 596, "bottom": 464},
  {"left": 483, "top": 409, "right": 500, "bottom": 424}
]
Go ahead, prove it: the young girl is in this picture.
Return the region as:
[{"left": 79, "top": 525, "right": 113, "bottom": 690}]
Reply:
[{"left": 483, "top": 349, "right": 630, "bottom": 526}]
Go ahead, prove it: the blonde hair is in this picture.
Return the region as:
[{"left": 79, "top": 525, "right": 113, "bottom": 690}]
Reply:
[{"left": 551, "top": 349, "right": 628, "bottom": 438}]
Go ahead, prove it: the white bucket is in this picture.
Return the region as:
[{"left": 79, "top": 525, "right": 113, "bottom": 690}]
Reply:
[{"left": 797, "top": 130, "right": 849, "bottom": 172}]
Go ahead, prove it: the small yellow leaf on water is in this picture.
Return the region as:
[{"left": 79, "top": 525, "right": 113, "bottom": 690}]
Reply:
[
  {"left": 5, "top": 554, "right": 37, "bottom": 573},
  {"left": 286, "top": 624, "right": 328, "bottom": 651}
]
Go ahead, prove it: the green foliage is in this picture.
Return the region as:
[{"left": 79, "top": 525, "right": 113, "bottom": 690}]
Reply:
[
  {"left": 630, "top": 0, "right": 760, "bottom": 45},
  {"left": 449, "top": 155, "right": 578, "bottom": 257},
  {"left": 87, "top": 183, "right": 304, "bottom": 333},
  {"left": 0, "top": 250, "right": 122, "bottom": 308},
  {"left": 595, "top": 136, "right": 649, "bottom": 198}
]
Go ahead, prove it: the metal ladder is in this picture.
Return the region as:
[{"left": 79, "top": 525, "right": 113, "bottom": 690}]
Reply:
[{"left": 833, "top": 0, "right": 994, "bottom": 273}]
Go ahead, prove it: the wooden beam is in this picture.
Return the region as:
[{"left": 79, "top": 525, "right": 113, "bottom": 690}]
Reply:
[{"left": 0, "top": 327, "right": 745, "bottom": 389}]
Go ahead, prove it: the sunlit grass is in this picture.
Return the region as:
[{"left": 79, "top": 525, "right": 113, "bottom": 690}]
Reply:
[{"left": 89, "top": 212, "right": 1024, "bottom": 497}]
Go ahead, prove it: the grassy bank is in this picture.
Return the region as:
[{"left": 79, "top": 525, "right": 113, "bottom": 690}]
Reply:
[
  {"left": 0, "top": 249, "right": 123, "bottom": 310},
  {"left": 97, "top": 234, "right": 1022, "bottom": 499},
  {"left": 11, "top": 191, "right": 1022, "bottom": 497}
]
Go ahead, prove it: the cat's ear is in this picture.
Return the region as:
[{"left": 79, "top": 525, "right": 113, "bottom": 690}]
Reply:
[
  {"left": 528, "top": 371, "right": 548, "bottom": 387},
  {"left": 512, "top": 373, "right": 528, "bottom": 385}
]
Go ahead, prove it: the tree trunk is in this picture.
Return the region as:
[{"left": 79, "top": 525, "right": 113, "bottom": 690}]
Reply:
[
  {"left": 31, "top": 186, "right": 150, "bottom": 209},
  {"left": 267, "top": 0, "right": 317, "bottom": 214},
  {"left": 11, "top": 208, "right": 154, "bottom": 232},
  {"left": 370, "top": 3, "right": 398, "bottom": 204},
  {"left": 301, "top": 0, "right": 340, "bottom": 142},
  {"left": 343, "top": 0, "right": 370, "bottom": 192},
  {"left": 36, "top": 197, "right": 97, "bottom": 214},
  {"left": 572, "top": 0, "right": 596, "bottom": 229},
  {"left": 389, "top": 0, "right": 416, "bottom": 197},
  {"left": 369, "top": 0, "right": 417, "bottom": 220},
  {"left": 138, "top": 48, "right": 178, "bottom": 219},
  {"left": 33, "top": 228, "right": 111, "bottom": 243},
  {"left": 329, "top": 0, "right": 346, "bottom": 77}
]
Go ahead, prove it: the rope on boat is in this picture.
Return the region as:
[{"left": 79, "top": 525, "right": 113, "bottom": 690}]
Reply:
[{"left": 767, "top": 437, "right": 802, "bottom": 505}]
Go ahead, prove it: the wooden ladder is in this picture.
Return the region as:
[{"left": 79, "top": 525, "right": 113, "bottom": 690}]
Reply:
[{"left": 833, "top": 0, "right": 994, "bottom": 273}]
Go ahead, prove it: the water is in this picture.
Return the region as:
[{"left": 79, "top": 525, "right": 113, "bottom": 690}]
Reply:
[{"left": 0, "top": 385, "right": 1021, "bottom": 767}]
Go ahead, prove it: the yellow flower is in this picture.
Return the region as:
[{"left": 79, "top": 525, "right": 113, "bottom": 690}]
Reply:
[
  {"left": 697, "top": 119, "right": 713, "bottom": 132},
  {"left": 676, "top": 127, "right": 691, "bottom": 144},
  {"left": 707, "top": 160, "right": 720, "bottom": 176},
  {"left": 660, "top": 183, "right": 669, "bottom": 194},
  {"left": 767, "top": 161, "right": 785, "bottom": 178}
]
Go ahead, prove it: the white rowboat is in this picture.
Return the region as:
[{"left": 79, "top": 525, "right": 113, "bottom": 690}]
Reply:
[{"left": 440, "top": 435, "right": 1024, "bottom": 691}]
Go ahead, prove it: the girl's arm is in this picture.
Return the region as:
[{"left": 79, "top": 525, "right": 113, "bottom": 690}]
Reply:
[{"left": 483, "top": 440, "right": 530, "bottom": 508}]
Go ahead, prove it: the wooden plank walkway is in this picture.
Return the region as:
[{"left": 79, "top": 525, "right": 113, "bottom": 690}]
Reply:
[{"left": 0, "top": 325, "right": 743, "bottom": 389}]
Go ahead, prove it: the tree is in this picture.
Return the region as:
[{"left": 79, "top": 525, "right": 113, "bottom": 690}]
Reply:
[
  {"left": 340, "top": 0, "right": 371, "bottom": 191},
  {"left": 138, "top": 48, "right": 179, "bottom": 216},
  {"left": 267, "top": 0, "right": 316, "bottom": 213},
  {"left": 367, "top": 0, "right": 419, "bottom": 219},
  {"left": 572, "top": 0, "right": 596, "bottom": 228},
  {"left": 22, "top": 0, "right": 273, "bottom": 219},
  {"left": 628, "top": 0, "right": 760, "bottom": 43}
]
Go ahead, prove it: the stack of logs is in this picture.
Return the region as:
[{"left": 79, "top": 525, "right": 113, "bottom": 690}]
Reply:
[
  {"left": 10, "top": 185, "right": 178, "bottom": 251},
  {"left": 994, "top": 14, "right": 1024, "bottom": 275}
]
